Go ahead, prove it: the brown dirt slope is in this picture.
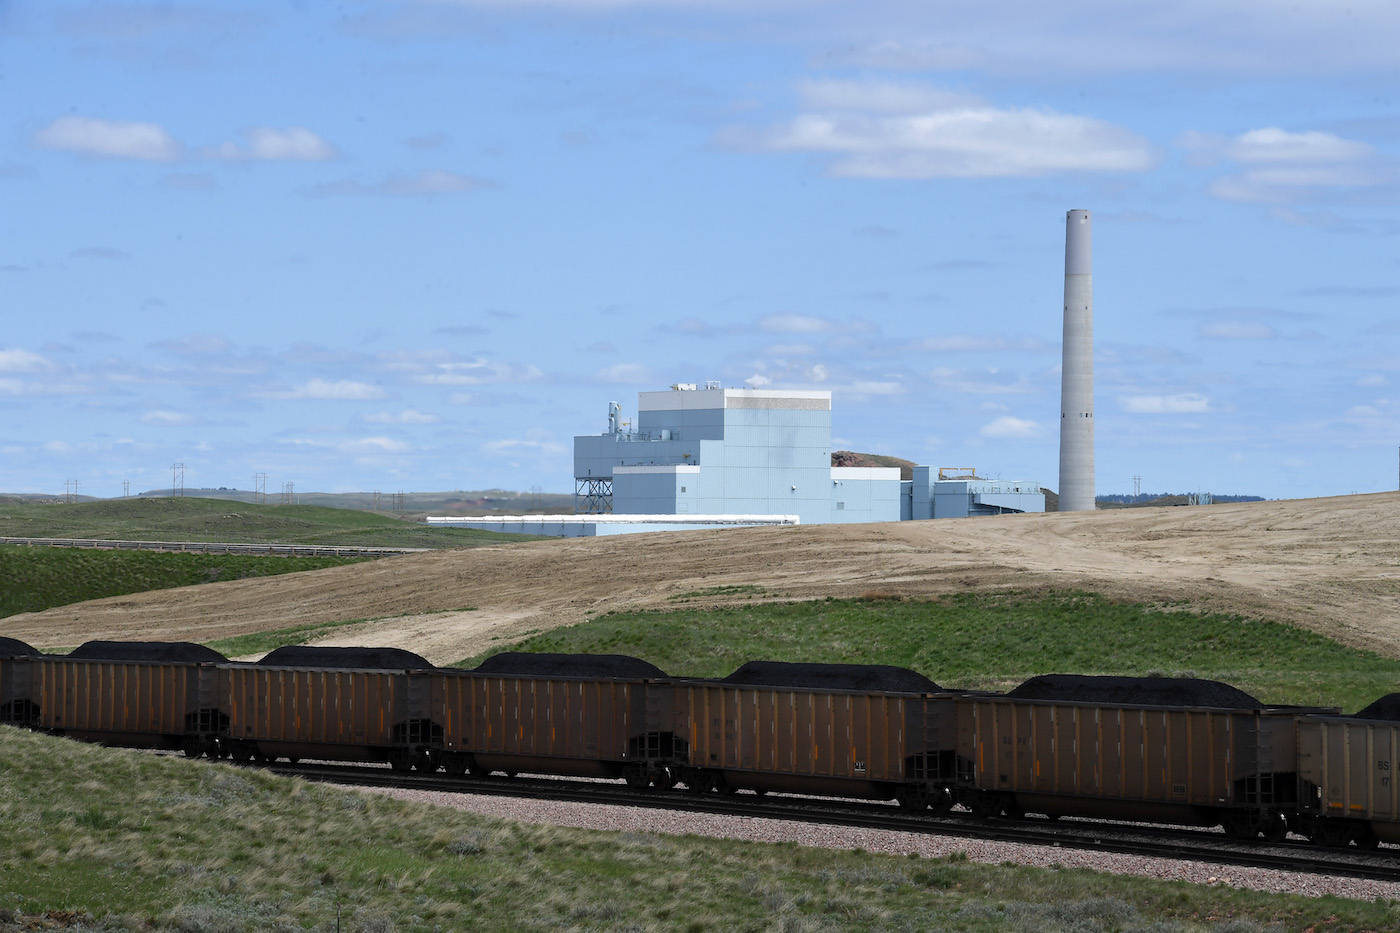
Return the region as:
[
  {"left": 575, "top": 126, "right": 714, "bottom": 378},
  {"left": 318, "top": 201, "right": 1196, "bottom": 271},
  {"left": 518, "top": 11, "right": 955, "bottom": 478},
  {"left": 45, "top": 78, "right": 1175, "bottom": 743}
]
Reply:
[{"left": 4, "top": 493, "right": 1400, "bottom": 665}]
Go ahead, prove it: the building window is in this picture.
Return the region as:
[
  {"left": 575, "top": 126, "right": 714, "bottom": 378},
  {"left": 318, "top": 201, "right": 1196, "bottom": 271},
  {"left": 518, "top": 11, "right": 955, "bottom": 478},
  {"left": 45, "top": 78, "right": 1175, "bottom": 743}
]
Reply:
[
  {"left": 680, "top": 486, "right": 686, "bottom": 493},
  {"left": 836, "top": 502, "right": 845, "bottom": 510}
]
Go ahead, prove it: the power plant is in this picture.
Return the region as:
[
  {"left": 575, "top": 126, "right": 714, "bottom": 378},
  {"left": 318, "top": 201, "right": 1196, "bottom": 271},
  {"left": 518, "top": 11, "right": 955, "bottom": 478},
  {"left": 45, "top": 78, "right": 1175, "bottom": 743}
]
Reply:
[
  {"left": 428, "top": 211, "right": 1096, "bottom": 537},
  {"left": 1058, "top": 209, "right": 1095, "bottom": 512}
]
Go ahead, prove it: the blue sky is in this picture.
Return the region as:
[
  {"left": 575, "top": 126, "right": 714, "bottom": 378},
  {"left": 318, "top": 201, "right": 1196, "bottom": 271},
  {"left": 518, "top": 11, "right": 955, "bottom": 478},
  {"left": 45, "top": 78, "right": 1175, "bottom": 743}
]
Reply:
[{"left": 3, "top": 1, "right": 1398, "bottom": 501}]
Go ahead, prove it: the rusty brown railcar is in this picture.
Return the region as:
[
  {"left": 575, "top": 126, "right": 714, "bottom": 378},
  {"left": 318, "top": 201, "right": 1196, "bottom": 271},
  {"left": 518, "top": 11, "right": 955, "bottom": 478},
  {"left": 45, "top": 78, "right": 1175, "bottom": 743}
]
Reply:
[
  {"left": 224, "top": 646, "right": 437, "bottom": 769},
  {"left": 957, "top": 681, "right": 1309, "bottom": 839},
  {"left": 1295, "top": 713, "right": 1400, "bottom": 848},
  {"left": 671, "top": 663, "right": 959, "bottom": 809},
  {"left": 31, "top": 642, "right": 227, "bottom": 756},
  {"left": 432, "top": 654, "right": 673, "bottom": 786}
]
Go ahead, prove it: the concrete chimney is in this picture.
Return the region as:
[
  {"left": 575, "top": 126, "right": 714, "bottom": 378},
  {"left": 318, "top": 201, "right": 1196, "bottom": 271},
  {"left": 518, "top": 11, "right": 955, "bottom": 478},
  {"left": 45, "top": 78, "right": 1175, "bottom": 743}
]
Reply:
[{"left": 1058, "top": 209, "right": 1095, "bottom": 512}]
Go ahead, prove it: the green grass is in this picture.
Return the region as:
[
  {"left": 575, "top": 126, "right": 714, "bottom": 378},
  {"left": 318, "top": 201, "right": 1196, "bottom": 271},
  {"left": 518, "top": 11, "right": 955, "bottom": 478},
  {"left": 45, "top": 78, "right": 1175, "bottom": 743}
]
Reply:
[
  {"left": 1, "top": 726, "right": 1393, "bottom": 933},
  {"left": 0, "top": 496, "right": 535, "bottom": 548},
  {"left": 0, "top": 546, "right": 369, "bottom": 620},
  {"left": 460, "top": 592, "right": 1400, "bottom": 712}
]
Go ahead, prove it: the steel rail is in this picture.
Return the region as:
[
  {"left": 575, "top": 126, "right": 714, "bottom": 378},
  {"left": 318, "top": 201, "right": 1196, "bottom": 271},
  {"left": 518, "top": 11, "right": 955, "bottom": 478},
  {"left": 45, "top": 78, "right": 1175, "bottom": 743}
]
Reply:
[{"left": 267, "top": 762, "right": 1400, "bottom": 885}]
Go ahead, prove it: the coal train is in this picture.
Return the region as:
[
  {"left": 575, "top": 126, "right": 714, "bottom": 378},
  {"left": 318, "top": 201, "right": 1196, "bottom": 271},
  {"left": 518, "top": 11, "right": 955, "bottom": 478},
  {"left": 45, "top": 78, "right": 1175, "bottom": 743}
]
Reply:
[{"left": 2, "top": 635, "right": 1397, "bottom": 852}]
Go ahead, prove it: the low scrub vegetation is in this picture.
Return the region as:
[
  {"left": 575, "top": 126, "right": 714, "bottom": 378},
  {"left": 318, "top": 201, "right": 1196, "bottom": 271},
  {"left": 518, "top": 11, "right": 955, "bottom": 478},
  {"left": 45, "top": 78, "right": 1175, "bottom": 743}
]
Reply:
[
  {"left": 2, "top": 726, "right": 1393, "bottom": 932},
  {"left": 0, "top": 497, "right": 529, "bottom": 549},
  {"left": 0, "top": 546, "right": 366, "bottom": 620},
  {"left": 465, "top": 591, "right": 1400, "bottom": 712}
]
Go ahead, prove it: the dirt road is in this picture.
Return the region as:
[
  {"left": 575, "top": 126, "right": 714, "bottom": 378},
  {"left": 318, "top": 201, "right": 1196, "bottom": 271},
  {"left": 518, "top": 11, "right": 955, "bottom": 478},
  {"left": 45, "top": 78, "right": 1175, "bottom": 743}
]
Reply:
[{"left": 5, "top": 493, "right": 1398, "bottom": 665}]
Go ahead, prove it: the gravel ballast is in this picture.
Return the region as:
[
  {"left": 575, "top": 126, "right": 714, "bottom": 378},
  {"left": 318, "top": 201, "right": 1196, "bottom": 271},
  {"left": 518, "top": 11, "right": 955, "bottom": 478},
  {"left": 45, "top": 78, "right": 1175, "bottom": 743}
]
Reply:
[{"left": 360, "top": 784, "right": 1400, "bottom": 902}]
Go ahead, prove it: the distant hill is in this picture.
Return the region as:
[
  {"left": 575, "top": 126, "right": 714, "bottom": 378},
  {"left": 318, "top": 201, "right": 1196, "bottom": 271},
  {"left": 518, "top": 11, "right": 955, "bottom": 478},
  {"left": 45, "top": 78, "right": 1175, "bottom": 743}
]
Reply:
[{"left": 831, "top": 451, "right": 916, "bottom": 481}]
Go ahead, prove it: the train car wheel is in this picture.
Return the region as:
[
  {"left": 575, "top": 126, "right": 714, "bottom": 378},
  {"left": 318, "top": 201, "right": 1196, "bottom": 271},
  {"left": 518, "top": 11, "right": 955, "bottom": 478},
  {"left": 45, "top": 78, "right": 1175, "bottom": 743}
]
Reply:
[
  {"left": 1315, "top": 821, "right": 1350, "bottom": 848},
  {"left": 181, "top": 738, "right": 203, "bottom": 759},
  {"left": 442, "top": 755, "right": 469, "bottom": 776},
  {"left": 968, "top": 793, "right": 1000, "bottom": 820},
  {"left": 624, "top": 768, "right": 650, "bottom": 789},
  {"left": 1261, "top": 811, "right": 1288, "bottom": 844},
  {"left": 895, "top": 785, "right": 930, "bottom": 811},
  {"left": 652, "top": 768, "right": 674, "bottom": 791},
  {"left": 388, "top": 750, "right": 412, "bottom": 772},
  {"left": 412, "top": 751, "right": 435, "bottom": 772},
  {"left": 928, "top": 787, "right": 954, "bottom": 815},
  {"left": 1354, "top": 825, "right": 1381, "bottom": 851}
]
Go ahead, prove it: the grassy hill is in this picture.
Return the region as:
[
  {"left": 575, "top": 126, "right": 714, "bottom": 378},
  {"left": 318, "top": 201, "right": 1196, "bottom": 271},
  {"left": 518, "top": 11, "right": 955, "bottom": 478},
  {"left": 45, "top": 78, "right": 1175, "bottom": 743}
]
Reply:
[
  {"left": 0, "top": 726, "right": 1387, "bottom": 932},
  {"left": 0, "top": 497, "right": 532, "bottom": 548},
  {"left": 0, "top": 547, "right": 368, "bottom": 621},
  {"left": 465, "top": 591, "right": 1400, "bottom": 713}
]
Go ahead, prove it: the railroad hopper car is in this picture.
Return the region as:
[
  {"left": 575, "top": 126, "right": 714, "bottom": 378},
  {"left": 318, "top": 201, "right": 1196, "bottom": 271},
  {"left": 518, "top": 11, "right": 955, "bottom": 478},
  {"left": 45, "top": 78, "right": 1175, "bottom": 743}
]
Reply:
[
  {"left": 957, "top": 675, "right": 1320, "bottom": 841},
  {"left": 0, "top": 637, "right": 42, "bottom": 726},
  {"left": 29, "top": 641, "right": 229, "bottom": 757},
  {"left": 430, "top": 653, "right": 674, "bottom": 786},
  {"left": 223, "top": 646, "right": 438, "bottom": 769},
  {"left": 1294, "top": 694, "right": 1400, "bottom": 848},
  {"left": 669, "top": 662, "right": 960, "bottom": 809}
]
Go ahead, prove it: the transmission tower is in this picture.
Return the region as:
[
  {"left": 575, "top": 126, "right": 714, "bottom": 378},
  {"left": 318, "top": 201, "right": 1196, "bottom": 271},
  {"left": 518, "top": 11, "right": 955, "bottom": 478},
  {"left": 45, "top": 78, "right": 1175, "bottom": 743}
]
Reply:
[
  {"left": 122, "top": 480, "right": 130, "bottom": 498},
  {"left": 282, "top": 481, "right": 294, "bottom": 506},
  {"left": 394, "top": 490, "right": 405, "bottom": 511},
  {"left": 373, "top": 490, "right": 381, "bottom": 511},
  {"left": 253, "top": 473, "right": 267, "bottom": 505},
  {"left": 1133, "top": 475, "right": 1142, "bottom": 502},
  {"left": 65, "top": 479, "right": 79, "bottom": 503},
  {"left": 171, "top": 463, "right": 185, "bottom": 497}
]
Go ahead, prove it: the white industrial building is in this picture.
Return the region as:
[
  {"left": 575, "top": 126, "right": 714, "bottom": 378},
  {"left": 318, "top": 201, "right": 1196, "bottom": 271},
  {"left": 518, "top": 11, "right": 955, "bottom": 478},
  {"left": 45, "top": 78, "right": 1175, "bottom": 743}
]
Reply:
[{"left": 428, "top": 382, "right": 1044, "bottom": 537}]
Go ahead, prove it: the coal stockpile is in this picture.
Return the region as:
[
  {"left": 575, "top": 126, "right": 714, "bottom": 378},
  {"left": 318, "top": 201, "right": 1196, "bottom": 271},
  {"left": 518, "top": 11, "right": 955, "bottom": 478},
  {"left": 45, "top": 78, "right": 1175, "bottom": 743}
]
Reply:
[
  {"left": 258, "top": 646, "right": 434, "bottom": 670},
  {"left": 720, "top": 661, "right": 942, "bottom": 694},
  {"left": 473, "top": 652, "right": 667, "bottom": 680},
  {"left": 1352, "top": 694, "right": 1400, "bottom": 721},
  {"left": 67, "top": 641, "right": 228, "bottom": 664},
  {"left": 0, "top": 637, "right": 41, "bottom": 657},
  {"left": 1008, "top": 674, "right": 1262, "bottom": 709}
]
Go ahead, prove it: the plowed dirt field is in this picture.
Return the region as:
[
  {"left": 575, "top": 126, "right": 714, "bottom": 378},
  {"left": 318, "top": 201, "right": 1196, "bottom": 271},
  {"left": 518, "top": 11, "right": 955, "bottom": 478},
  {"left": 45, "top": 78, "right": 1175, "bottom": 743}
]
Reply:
[{"left": 5, "top": 493, "right": 1400, "bottom": 665}]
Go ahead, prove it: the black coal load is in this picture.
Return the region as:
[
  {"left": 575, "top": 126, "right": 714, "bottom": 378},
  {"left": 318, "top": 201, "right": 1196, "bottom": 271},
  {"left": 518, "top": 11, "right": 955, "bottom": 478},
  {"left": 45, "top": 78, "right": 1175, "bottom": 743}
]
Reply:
[
  {"left": 1352, "top": 694, "right": 1400, "bottom": 721},
  {"left": 67, "top": 641, "right": 228, "bottom": 664},
  {"left": 0, "top": 637, "right": 41, "bottom": 657},
  {"left": 1008, "top": 674, "right": 1262, "bottom": 709},
  {"left": 720, "top": 661, "right": 942, "bottom": 694},
  {"left": 473, "top": 652, "right": 667, "bottom": 680},
  {"left": 258, "top": 646, "right": 434, "bottom": 670}
]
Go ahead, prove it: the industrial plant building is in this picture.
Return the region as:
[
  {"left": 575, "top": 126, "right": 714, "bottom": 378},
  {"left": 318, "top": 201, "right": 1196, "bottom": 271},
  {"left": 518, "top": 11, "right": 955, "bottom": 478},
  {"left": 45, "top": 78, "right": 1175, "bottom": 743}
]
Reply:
[{"left": 428, "top": 382, "right": 1044, "bottom": 537}]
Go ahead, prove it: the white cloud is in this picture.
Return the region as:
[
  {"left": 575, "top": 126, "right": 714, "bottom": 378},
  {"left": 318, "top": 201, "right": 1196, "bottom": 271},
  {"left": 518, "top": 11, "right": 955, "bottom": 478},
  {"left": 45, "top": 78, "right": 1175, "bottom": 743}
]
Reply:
[
  {"left": 596, "top": 363, "right": 652, "bottom": 383},
  {"left": 927, "top": 366, "right": 1034, "bottom": 395},
  {"left": 721, "top": 82, "right": 1154, "bottom": 179},
  {"left": 1226, "top": 128, "right": 1372, "bottom": 165},
  {"left": 484, "top": 438, "right": 567, "bottom": 456},
  {"left": 278, "top": 379, "right": 386, "bottom": 400},
  {"left": 212, "top": 126, "right": 335, "bottom": 161},
  {"left": 1201, "top": 321, "right": 1276, "bottom": 340},
  {"left": 340, "top": 436, "right": 410, "bottom": 454},
  {"left": 980, "top": 416, "right": 1042, "bottom": 438},
  {"left": 745, "top": 374, "right": 772, "bottom": 387},
  {"left": 140, "top": 410, "right": 197, "bottom": 425},
  {"left": 1358, "top": 374, "right": 1387, "bottom": 388},
  {"left": 1121, "top": 393, "right": 1211, "bottom": 413},
  {"left": 0, "top": 349, "right": 54, "bottom": 373},
  {"left": 1187, "top": 126, "right": 1395, "bottom": 204},
  {"left": 416, "top": 359, "right": 543, "bottom": 385},
  {"left": 364, "top": 409, "right": 440, "bottom": 425},
  {"left": 760, "top": 313, "right": 839, "bottom": 333},
  {"left": 35, "top": 116, "right": 180, "bottom": 161}
]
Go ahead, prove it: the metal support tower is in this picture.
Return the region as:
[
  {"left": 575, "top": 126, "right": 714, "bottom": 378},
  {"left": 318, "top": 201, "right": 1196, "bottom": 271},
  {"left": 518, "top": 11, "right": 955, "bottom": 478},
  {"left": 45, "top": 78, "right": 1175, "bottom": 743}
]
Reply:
[
  {"left": 171, "top": 463, "right": 185, "bottom": 497},
  {"left": 575, "top": 478, "right": 613, "bottom": 514}
]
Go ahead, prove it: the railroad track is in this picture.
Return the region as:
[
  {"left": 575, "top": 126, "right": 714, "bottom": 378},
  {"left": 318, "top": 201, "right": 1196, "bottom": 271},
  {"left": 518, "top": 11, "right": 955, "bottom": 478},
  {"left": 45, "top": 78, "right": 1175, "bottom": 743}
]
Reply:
[{"left": 267, "top": 762, "right": 1400, "bottom": 884}]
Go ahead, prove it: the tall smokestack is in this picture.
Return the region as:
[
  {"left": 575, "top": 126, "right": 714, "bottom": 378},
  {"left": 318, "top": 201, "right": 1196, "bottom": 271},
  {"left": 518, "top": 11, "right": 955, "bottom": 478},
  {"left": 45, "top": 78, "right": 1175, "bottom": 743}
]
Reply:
[{"left": 1058, "top": 209, "right": 1094, "bottom": 512}]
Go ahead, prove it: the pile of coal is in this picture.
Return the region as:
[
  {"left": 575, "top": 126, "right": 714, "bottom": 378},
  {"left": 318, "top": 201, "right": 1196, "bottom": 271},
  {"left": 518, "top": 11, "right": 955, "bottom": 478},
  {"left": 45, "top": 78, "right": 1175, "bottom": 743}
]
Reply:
[
  {"left": 1352, "top": 694, "right": 1400, "bottom": 721},
  {"left": 258, "top": 646, "right": 435, "bottom": 670},
  {"left": 473, "top": 652, "right": 667, "bottom": 680},
  {"left": 720, "top": 661, "right": 942, "bottom": 694},
  {"left": 1008, "top": 674, "right": 1262, "bottom": 709},
  {"left": 67, "top": 641, "right": 228, "bottom": 664},
  {"left": 0, "top": 637, "right": 41, "bottom": 657}
]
